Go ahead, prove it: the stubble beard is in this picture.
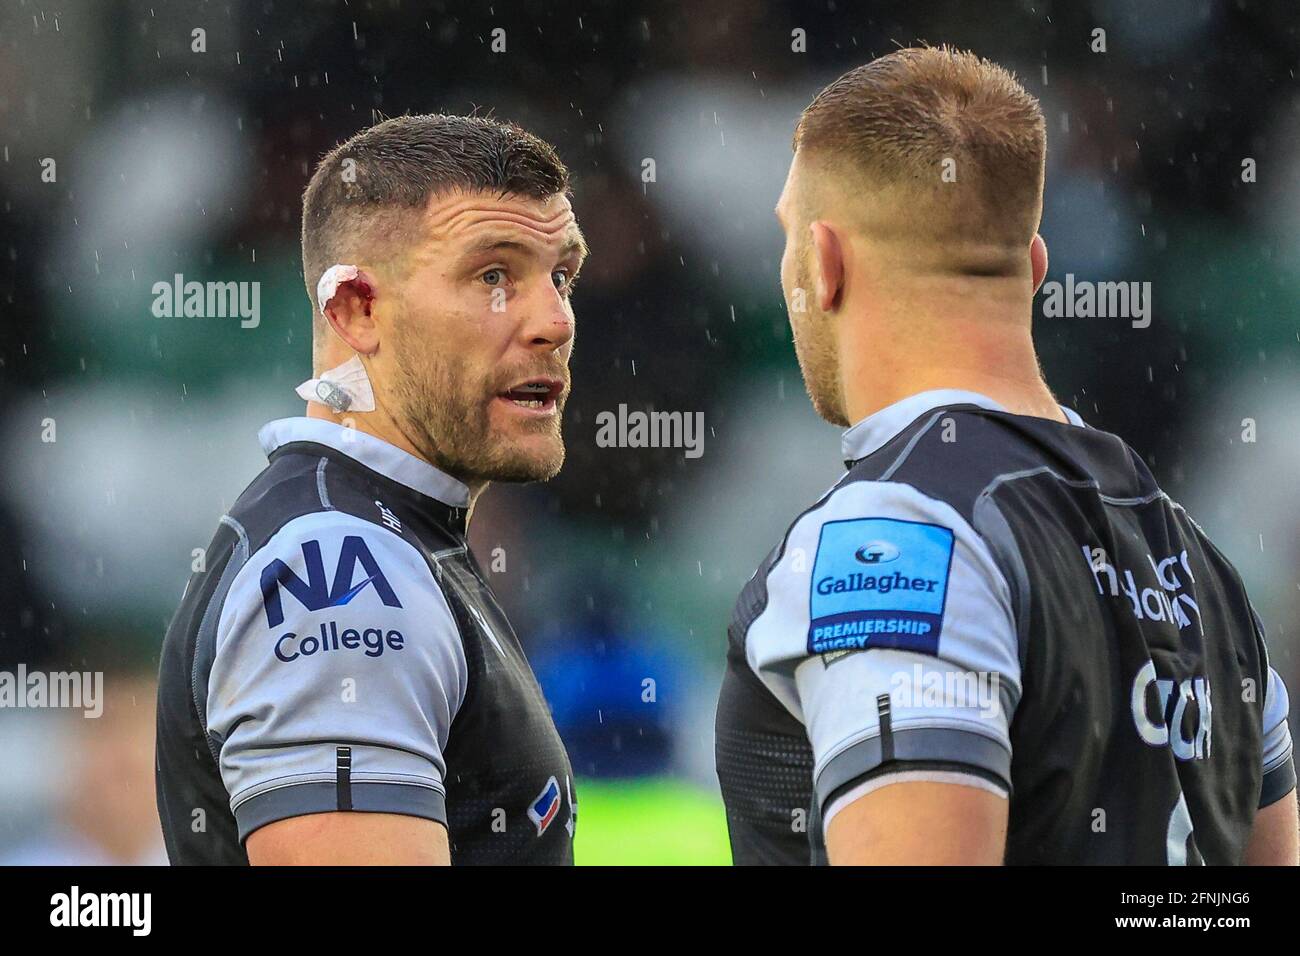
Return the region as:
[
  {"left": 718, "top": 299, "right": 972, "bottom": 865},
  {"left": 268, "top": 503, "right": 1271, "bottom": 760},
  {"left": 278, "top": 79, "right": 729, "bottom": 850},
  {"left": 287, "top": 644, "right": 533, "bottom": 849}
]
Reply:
[
  {"left": 388, "top": 328, "right": 567, "bottom": 486},
  {"left": 790, "top": 255, "right": 849, "bottom": 428}
]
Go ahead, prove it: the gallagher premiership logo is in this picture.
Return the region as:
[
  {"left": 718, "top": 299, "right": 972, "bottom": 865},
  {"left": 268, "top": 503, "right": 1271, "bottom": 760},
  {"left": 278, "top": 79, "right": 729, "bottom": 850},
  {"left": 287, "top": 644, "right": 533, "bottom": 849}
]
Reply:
[{"left": 807, "top": 517, "right": 954, "bottom": 656}]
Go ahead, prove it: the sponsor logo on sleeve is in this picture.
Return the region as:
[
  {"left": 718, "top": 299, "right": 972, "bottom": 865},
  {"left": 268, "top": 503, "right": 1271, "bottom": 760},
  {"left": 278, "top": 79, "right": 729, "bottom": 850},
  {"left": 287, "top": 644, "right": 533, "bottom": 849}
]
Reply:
[
  {"left": 807, "top": 517, "right": 953, "bottom": 656},
  {"left": 260, "top": 535, "right": 402, "bottom": 627},
  {"left": 527, "top": 775, "right": 562, "bottom": 836},
  {"left": 259, "top": 535, "right": 406, "bottom": 663}
]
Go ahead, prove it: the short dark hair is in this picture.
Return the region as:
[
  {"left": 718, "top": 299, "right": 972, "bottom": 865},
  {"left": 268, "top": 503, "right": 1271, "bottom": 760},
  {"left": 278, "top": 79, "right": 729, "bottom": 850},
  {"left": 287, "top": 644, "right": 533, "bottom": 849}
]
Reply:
[{"left": 301, "top": 113, "right": 570, "bottom": 359}]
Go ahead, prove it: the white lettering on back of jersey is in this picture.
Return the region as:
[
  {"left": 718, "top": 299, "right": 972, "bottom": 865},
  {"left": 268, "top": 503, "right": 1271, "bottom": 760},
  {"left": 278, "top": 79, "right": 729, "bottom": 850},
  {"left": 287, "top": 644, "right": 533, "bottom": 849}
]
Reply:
[
  {"left": 1130, "top": 659, "right": 1212, "bottom": 759},
  {"left": 1083, "top": 545, "right": 1200, "bottom": 630}
]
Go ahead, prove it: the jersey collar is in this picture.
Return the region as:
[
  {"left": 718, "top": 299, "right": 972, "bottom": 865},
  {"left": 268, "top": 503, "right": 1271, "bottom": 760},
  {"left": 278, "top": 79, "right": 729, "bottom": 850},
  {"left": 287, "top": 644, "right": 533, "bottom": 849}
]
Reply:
[
  {"left": 258, "top": 417, "right": 471, "bottom": 508},
  {"left": 840, "top": 388, "right": 1087, "bottom": 463}
]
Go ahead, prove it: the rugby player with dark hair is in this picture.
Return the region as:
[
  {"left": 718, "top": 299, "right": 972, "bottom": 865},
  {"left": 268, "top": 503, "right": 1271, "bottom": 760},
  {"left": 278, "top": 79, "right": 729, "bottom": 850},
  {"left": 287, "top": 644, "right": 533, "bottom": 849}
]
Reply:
[
  {"left": 157, "top": 114, "right": 585, "bottom": 865},
  {"left": 715, "top": 47, "right": 1297, "bottom": 865}
]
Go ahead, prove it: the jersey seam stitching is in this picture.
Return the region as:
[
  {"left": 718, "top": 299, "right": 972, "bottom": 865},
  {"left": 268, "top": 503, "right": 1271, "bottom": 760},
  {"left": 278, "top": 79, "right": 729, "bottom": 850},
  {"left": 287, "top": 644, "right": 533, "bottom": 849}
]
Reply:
[
  {"left": 231, "top": 775, "right": 446, "bottom": 810},
  {"left": 315, "top": 457, "right": 334, "bottom": 510},
  {"left": 975, "top": 464, "right": 1168, "bottom": 507},
  {"left": 878, "top": 411, "right": 946, "bottom": 481}
]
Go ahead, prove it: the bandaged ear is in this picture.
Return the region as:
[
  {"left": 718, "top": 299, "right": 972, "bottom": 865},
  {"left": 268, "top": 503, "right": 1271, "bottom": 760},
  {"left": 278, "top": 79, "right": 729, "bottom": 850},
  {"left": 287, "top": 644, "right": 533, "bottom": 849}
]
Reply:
[
  {"left": 301, "top": 264, "right": 377, "bottom": 412},
  {"left": 316, "top": 263, "right": 362, "bottom": 316}
]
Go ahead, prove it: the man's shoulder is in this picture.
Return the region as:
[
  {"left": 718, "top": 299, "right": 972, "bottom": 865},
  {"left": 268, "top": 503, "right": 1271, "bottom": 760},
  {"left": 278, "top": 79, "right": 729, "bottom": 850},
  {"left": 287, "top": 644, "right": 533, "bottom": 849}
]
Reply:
[
  {"left": 206, "top": 482, "right": 464, "bottom": 696},
  {"left": 194, "top": 453, "right": 458, "bottom": 658},
  {"left": 223, "top": 444, "right": 456, "bottom": 559},
  {"left": 224, "top": 447, "right": 349, "bottom": 552},
  {"left": 844, "top": 403, "right": 1156, "bottom": 524}
]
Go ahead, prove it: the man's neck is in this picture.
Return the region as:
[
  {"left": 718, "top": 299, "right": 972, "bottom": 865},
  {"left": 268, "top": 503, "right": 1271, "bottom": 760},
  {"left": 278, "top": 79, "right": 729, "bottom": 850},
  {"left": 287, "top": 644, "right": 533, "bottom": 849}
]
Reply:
[
  {"left": 843, "top": 370, "right": 1066, "bottom": 427},
  {"left": 303, "top": 401, "right": 488, "bottom": 512},
  {"left": 837, "top": 306, "right": 1064, "bottom": 428}
]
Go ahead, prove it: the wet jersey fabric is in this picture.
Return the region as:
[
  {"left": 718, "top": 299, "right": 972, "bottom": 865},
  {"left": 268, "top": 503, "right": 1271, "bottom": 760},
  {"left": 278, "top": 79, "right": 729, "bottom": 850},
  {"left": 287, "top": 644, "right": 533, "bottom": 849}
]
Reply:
[
  {"left": 716, "top": 389, "right": 1295, "bottom": 865},
  {"left": 156, "top": 417, "right": 575, "bottom": 865}
]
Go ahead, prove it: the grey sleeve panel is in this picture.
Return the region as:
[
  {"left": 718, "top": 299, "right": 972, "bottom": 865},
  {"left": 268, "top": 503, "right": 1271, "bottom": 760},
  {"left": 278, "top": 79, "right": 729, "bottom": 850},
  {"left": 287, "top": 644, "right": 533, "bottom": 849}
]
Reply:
[
  {"left": 814, "top": 726, "right": 1012, "bottom": 811},
  {"left": 207, "top": 510, "right": 468, "bottom": 836},
  {"left": 743, "top": 478, "right": 1021, "bottom": 816},
  {"left": 235, "top": 779, "right": 447, "bottom": 842},
  {"left": 746, "top": 479, "right": 1022, "bottom": 724},
  {"left": 192, "top": 516, "right": 252, "bottom": 761},
  {"left": 1260, "top": 666, "right": 1296, "bottom": 808}
]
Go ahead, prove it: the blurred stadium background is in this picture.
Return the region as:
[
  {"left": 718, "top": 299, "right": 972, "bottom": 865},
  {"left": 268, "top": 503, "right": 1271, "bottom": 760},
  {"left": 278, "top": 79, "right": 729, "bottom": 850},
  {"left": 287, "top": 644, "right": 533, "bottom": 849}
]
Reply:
[{"left": 1, "top": 0, "right": 1298, "bottom": 865}]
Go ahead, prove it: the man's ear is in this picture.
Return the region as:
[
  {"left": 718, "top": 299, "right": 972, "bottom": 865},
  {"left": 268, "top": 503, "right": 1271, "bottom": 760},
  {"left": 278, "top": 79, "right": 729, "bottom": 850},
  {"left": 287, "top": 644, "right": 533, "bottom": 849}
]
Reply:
[
  {"left": 809, "top": 221, "right": 845, "bottom": 313},
  {"left": 1030, "top": 233, "right": 1049, "bottom": 293},
  {"left": 321, "top": 271, "right": 379, "bottom": 356}
]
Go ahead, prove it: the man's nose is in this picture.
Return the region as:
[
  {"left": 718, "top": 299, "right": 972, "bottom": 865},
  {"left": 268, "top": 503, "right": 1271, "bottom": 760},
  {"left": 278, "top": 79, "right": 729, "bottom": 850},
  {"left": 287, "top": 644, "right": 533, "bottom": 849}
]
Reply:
[{"left": 518, "top": 282, "right": 575, "bottom": 351}]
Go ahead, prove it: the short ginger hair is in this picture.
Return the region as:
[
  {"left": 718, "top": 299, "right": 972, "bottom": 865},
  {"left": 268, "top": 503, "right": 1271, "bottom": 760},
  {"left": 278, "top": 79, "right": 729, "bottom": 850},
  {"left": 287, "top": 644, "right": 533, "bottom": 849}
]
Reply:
[{"left": 793, "top": 46, "right": 1046, "bottom": 274}]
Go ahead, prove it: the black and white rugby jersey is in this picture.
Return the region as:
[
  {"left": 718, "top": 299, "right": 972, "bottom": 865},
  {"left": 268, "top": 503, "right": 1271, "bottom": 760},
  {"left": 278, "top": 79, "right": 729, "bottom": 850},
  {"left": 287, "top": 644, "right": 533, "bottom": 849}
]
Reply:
[
  {"left": 156, "top": 417, "right": 575, "bottom": 865},
  {"left": 716, "top": 389, "right": 1295, "bottom": 865}
]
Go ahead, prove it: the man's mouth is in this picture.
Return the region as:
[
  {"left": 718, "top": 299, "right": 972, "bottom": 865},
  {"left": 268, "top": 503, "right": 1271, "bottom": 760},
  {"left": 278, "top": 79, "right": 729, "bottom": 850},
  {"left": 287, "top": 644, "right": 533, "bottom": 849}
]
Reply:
[{"left": 495, "top": 377, "right": 565, "bottom": 415}]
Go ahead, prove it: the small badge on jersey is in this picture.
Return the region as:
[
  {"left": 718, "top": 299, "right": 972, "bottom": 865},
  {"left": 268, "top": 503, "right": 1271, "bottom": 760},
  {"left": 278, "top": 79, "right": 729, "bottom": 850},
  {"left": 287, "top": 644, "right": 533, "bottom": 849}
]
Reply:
[
  {"left": 528, "top": 775, "right": 562, "bottom": 836},
  {"left": 807, "top": 516, "right": 954, "bottom": 656}
]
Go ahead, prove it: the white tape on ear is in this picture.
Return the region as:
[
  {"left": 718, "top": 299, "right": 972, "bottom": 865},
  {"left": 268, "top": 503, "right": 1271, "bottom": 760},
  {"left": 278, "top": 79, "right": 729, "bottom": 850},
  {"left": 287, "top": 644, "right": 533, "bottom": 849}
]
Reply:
[
  {"left": 316, "top": 263, "right": 360, "bottom": 315},
  {"left": 304, "top": 264, "right": 375, "bottom": 412},
  {"left": 295, "top": 354, "right": 376, "bottom": 413}
]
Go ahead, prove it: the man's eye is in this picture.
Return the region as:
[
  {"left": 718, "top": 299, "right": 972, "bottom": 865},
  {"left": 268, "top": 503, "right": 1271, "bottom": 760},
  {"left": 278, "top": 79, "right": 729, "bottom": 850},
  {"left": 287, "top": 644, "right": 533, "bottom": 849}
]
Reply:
[
  {"left": 552, "top": 269, "right": 576, "bottom": 292},
  {"left": 481, "top": 269, "right": 504, "bottom": 286}
]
